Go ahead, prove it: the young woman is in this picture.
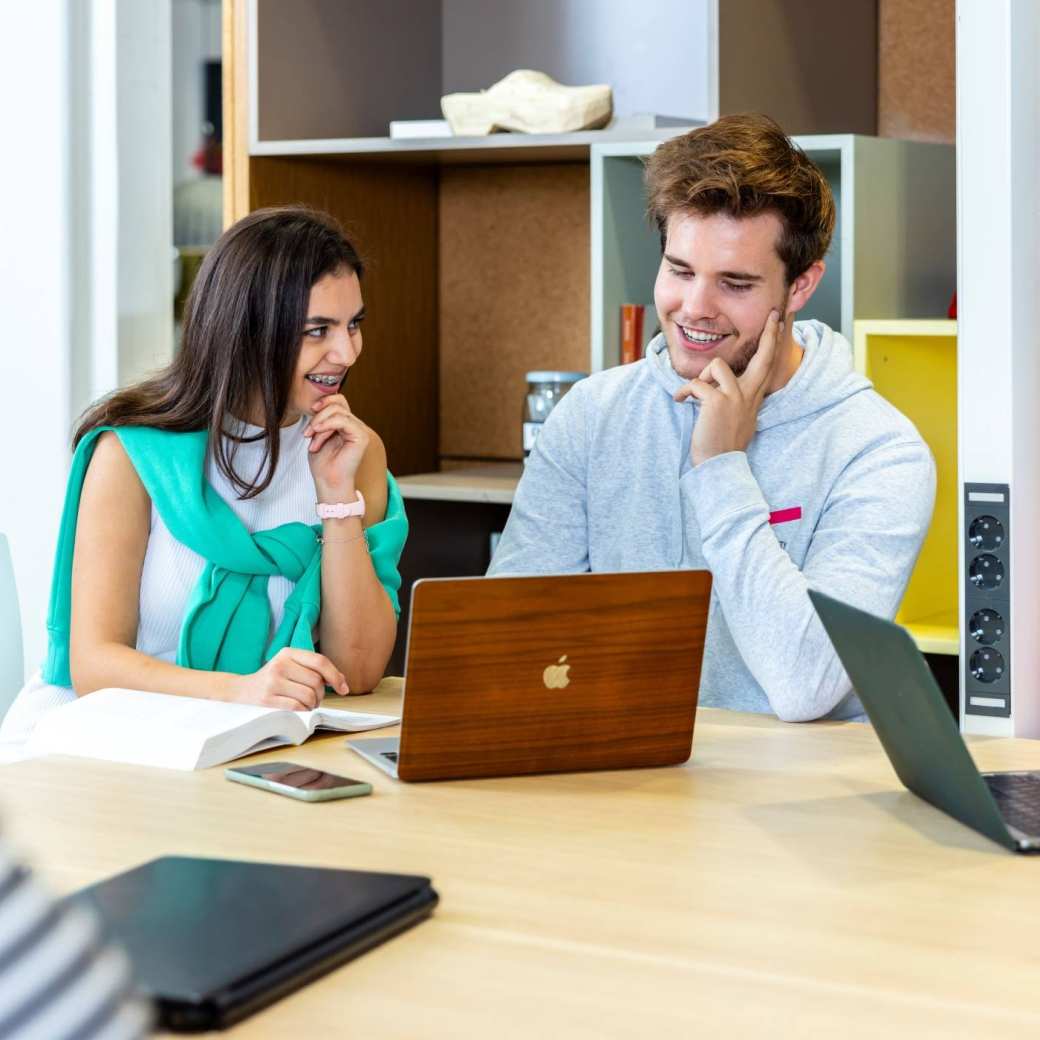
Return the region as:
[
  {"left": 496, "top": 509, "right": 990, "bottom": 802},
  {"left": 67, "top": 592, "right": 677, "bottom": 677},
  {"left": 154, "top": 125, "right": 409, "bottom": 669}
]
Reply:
[{"left": 0, "top": 207, "right": 407, "bottom": 747}]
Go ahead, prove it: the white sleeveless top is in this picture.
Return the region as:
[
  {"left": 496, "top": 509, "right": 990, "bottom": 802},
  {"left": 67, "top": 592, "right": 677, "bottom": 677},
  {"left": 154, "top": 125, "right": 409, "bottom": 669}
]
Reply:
[{"left": 0, "top": 418, "right": 319, "bottom": 757}]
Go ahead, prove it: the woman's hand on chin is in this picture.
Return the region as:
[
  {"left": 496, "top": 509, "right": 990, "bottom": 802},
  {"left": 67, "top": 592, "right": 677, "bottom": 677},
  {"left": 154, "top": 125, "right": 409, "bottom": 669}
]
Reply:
[{"left": 302, "top": 394, "right": 371, "bottom": 499}]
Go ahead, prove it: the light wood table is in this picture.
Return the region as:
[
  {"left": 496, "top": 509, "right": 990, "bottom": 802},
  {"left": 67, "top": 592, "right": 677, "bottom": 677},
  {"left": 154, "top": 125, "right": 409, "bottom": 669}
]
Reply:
[{"left": 4, "top": 680, "right": 1040, "bottom": 1038}]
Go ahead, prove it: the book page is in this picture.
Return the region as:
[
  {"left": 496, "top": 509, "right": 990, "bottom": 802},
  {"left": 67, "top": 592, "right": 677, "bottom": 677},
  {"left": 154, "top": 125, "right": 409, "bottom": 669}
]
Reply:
[
  {"left": 306, "top": 706, "right": 400, "bottom": 734},
  {"left": 198, "top": 706, "right": 400, "bottom": 768}
]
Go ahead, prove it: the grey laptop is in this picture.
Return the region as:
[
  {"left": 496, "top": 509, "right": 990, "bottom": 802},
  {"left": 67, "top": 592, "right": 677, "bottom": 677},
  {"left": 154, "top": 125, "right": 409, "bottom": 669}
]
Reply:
[{"left": 810, "top": 589, "right": 1040, "bottom": 853}]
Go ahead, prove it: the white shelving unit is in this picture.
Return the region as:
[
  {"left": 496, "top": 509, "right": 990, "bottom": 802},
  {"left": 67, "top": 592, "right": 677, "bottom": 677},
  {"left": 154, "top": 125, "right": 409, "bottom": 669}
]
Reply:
[
  {"left": 590, "top": 136, "right": 957, "bottom": 371},
  {"left": 250, "top": 128, "right": 691, "bottom": 165},
  {"left": 246, "top": 1, "right": 879, "bottom": 151}
]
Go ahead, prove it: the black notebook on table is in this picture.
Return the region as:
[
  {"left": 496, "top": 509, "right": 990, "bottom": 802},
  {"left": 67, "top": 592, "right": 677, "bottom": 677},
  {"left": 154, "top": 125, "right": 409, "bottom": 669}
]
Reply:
[{"left": 67, "top": 856, "right": 438, "bottom": 1032}]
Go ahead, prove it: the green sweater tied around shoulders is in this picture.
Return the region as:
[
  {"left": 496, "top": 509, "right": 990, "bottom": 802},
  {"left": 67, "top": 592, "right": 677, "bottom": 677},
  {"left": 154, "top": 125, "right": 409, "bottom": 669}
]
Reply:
[{"left": 43, "top": 425, "right": 408, "bottom": 687}]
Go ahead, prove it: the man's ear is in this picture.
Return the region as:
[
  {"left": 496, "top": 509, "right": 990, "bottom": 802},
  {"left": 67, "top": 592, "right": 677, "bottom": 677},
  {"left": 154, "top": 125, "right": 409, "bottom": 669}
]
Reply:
[{"left": 785, "top": 260, "right": 826, "bottom": 315}]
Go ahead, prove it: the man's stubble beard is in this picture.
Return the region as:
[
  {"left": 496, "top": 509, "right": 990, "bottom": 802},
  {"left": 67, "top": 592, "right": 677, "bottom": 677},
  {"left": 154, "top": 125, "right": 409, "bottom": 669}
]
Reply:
[
  {"left": 721, "top": 294, "right": 791, "bottom": 377},
  {"left": 672, "top": 333, "right": 757, "bottom": 381},
  {"left": 723, "top": 333, "right": 760, "bottom": 377}
]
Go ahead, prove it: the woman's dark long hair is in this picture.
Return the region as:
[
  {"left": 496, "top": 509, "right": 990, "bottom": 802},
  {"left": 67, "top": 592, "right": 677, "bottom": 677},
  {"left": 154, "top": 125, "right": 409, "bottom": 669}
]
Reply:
[{"left": 74, "top": 206, "right": 364, "bottom": 498}]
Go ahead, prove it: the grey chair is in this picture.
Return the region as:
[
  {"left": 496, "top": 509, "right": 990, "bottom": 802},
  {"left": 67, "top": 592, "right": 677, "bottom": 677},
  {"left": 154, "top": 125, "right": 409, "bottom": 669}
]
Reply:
[{"left": 0, "top": 534, "right": 24, "bottom": 721}]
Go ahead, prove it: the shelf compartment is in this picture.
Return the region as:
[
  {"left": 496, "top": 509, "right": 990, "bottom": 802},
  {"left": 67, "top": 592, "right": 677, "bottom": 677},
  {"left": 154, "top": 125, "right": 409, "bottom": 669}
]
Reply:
[
  {"left": 397, "top": 463, "right": 522, "bottom": 505},
  {"left": 251, "top": 0, "right": 879, "bottom": 150},
  {"left": 902, "top": 609, "right": 960, "bottom": 656},
  {"left": 854, "top": 319, "right": 958, "bottom": 655}
]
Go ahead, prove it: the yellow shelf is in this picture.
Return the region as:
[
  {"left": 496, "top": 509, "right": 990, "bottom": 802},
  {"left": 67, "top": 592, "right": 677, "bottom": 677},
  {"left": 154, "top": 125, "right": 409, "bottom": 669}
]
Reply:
[
  {"left": 854, "top": 319, "right": 956, "bottom": 340},
  {"left": 854, "top": 320, "right": 958, "bottom": 656},
  {"left": 903, "top": 609, "right": 960, "bottom": 656}
]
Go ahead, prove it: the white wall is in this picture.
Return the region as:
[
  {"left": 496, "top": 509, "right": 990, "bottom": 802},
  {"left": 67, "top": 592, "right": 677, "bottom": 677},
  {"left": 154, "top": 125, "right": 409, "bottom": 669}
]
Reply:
[
  {"left": 0, "top": 0, "right": 172, "bottom": 679},
  {"left": 0, "top": 2, "right": 78, "bottom": 679}
]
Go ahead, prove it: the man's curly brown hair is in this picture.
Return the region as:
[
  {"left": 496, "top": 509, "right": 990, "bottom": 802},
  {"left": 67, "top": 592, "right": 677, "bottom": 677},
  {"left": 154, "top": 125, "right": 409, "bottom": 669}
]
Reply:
[{"left": 644, "top": 113, "right": 835, "bottom": 285}]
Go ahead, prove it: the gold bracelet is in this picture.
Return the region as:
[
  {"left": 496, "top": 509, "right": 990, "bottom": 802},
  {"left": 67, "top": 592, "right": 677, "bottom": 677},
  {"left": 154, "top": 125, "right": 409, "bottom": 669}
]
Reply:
[{"left": 318, "top": 530, "right": 369, "bottom": 548}]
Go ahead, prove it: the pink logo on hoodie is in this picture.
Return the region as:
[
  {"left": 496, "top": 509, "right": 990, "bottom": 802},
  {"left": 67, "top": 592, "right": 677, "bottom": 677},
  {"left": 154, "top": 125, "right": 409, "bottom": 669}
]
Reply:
[{"left": 768, "top": 506, "right": 802, "bottom": 526}]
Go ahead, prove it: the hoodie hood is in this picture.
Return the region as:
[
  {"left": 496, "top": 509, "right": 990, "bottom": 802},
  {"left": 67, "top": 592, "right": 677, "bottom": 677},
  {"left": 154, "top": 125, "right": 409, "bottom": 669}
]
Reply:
[{"left": 646, "top": 319, "right": 872, "bottom": 431}]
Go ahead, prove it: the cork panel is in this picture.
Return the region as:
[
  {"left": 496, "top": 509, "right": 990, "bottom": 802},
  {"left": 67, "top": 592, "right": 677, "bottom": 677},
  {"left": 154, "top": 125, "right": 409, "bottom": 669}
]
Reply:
[
  {"left": 249, "top": 156, "right": 439, "bottom": 477},
  {"left": 879, "top": 0, "right": 955, "bottom": 143},
  {"left": 439, "top": 164, "right": 590, "bottom": 461}
]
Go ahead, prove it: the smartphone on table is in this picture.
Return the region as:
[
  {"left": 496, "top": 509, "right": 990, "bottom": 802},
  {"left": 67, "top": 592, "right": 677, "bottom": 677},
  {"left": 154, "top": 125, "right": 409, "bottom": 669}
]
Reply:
[{"left": 224, "top": 762, "right": 372, "bottom": 802}]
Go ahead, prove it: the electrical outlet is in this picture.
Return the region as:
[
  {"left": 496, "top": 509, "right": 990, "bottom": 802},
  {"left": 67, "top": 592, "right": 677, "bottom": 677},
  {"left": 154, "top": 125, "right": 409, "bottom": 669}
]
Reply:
[{"left": 963, "top": 483, "right": 1011, "bottom": 718}]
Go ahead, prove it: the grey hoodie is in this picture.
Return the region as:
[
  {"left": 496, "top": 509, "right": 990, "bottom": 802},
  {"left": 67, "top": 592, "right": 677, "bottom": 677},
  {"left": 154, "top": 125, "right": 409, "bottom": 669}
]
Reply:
[{"left": 488, "top": 320, "right": 936, "bottom": 722}]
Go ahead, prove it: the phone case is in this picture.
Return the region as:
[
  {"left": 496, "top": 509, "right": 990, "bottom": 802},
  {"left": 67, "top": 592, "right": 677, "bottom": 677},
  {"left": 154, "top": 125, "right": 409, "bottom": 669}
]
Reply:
[{"left": 224, "top": 768, "right": 372, "bottom": 802}]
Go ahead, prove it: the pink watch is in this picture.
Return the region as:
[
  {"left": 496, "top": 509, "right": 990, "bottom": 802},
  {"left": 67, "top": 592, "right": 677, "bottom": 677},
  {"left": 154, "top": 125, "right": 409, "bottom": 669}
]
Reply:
[{"left": 315, "top": 491, "right": 365, "bottom": 520}]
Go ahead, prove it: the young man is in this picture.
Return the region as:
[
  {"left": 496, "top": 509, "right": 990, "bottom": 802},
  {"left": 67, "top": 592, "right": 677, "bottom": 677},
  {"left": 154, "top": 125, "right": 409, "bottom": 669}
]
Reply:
[{"left": 488, "top": 113, "right": 935, "bottom": 723}]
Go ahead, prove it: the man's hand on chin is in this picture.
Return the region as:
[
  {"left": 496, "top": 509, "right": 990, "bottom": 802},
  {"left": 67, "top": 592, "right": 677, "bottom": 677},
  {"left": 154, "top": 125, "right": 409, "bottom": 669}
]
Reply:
[{"left": 673, "top": 309, "right": 787, "bottom": 466}]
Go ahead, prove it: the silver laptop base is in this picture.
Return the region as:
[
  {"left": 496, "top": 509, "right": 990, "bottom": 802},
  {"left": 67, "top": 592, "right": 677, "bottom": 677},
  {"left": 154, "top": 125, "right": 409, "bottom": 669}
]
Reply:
[{"left": 347, "top": 737, "right": 401, "bottom": 779}]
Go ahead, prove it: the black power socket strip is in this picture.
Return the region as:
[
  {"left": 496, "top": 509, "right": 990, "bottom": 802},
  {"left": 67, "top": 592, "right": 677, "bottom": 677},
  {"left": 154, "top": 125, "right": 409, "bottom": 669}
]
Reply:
[{"left": 963, "top": 483, "right": 1010, "bottom": 718}]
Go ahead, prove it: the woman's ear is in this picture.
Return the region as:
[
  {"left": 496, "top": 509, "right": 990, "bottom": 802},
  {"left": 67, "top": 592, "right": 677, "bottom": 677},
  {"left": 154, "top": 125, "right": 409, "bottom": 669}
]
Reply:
[{"left": 785, "top": 260, "right": 826, "bottom": 315}]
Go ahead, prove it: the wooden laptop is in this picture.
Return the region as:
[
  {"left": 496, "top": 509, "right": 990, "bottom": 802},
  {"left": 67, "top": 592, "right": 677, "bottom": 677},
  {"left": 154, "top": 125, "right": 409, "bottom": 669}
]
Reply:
[{"left": 349, "top": 570, "right": 711, "bottom": 781}]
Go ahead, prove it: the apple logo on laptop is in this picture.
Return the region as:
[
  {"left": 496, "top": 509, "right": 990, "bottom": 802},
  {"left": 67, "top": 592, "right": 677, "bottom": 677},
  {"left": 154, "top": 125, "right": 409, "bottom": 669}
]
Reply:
[{"left": 543, "top": 655, "right": 571, "bottom": 689}]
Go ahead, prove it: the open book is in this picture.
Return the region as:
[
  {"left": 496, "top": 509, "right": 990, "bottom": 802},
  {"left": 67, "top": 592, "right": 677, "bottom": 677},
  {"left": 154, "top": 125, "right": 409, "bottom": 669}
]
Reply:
[{"left": 25, "top": 688, "right": 399, "bottom": 771}]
